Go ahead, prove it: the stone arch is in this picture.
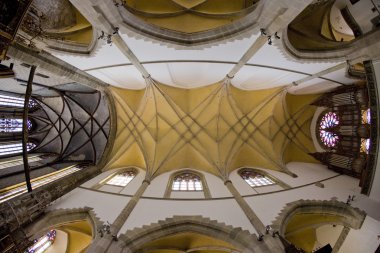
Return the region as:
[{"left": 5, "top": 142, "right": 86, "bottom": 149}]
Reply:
[
  {"left": 281, "top": 25, "right": 380, "bottom": 62},
  {"left": 271, "top": 199, "right": 366, "bottom": 236},
  {"left": 116, "top": 215, "right": 271, "bottom": 253},
  {"left": 163, "top": 169, "right": 211, "bottom": 198},
  {"left": 24, "top": 207, "right": 102, "bottom": 240}
]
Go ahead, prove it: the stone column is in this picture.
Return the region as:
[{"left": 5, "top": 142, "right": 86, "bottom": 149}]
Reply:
[
  {"left": 87, "top": 179, "right": 150, "bottom": 253},
  {"left": 332, "top": 226, "right": 350, "bottom": 253},
  {"left": 22, "top": 65, "right": 36, "bottom": 192},
  {"left": 224, "top": 180, "right": 284, "bottom": 253}
]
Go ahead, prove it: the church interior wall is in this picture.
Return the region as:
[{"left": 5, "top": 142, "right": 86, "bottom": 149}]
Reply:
[
  {"left": 49, "top": 188, "right": 132, "bottom": 225},
  {"left": 369, "top": 59, "right": 380, "bottom": 203},
  {"left": 118, "top": 197, "right": 257, "bottom": 235},
  {"left": 339, "top": 216, "right": 380, "bottom": 253}
]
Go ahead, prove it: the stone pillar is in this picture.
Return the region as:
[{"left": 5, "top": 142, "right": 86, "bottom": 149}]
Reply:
[
  {"left": 224, "top": 180, "right": 284, "bottom": 253},
  {"left": 22, "top": 65, "right": 36, "bottom": 192},
  {"left": 87, "top": 179, "right": 150, "bottom": 253},
  {"left": 332, "top": 226, "right": 350, "bottom": 253}
]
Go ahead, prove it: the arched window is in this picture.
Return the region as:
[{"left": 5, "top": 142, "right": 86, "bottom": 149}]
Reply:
[
  {"left": 172, "top": 172, "right": 203, "bottom": 191},
  {"left": 0, "top": 164, "right": 83, "bottom": 203},
  {"left": 0, "top": 142, "right": 36, "bottom": 157},
  {"left": 319, "top": 111, "right": 340, "bottom": 148},
  {"left": 0, "top": 116, "right": 33, "bottom": 133},
  {"left": 0, "top": 93, "right": 38, "bottom": 109},
  {"left": 360, "top": 138, "right": 370, "bottom": 154},
  {"left": 361, "top": 108, "right": 371, "bottom": 124},
  {"left": 26, "top": 229, "right": 56, "bottom": 253},
  {"left": 106, "top": 170, "right": 136, "bottom": 187},
  {"left": 239, "top": 169, "right": 275, "bottom": 187}
]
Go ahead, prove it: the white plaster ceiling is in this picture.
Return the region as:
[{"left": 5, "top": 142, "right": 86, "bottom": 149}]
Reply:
[
  {"left": 322, "top": 68, "right": 355, "bottom": 85},
  {"left": 287, "top": 78, "right": 341, "bottom": 95},
  {"left": 232, "top": 65, "right": 306, "bottom": 90},
  {"left": 55, "top": 42, "right": 130, "bottom": 70},
  {"left": 144, "top": 62, "right": 233, "bottom": 88},
  {"left": 120, "top": 33, "right": 258, "bottom": 62},
  {"left": 51, "top": 31, "right": 358, "bottom": 92},
  {"left": 87, "top": 66, "right": 145, "bottom": 89}
]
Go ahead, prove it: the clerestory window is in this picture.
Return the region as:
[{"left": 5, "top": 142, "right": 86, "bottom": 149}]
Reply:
[
  {"left": 25, "top": 229, "right": 56, "bottom": 253},
  {"left": 239, "top": 169, "right": 275, "bottom": 187},
  {"left": 106, "top": 170, "right": 136, "bottom": 187},
  {"left": 172, "top": 172, "right": 203, "bottom": 191},
  {"left": 0, "top": 142, "right": 36, "bottom": 157}
]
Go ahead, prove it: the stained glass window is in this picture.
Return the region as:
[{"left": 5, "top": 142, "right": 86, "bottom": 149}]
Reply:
[
  {"left": 239, "top": 169, "right": 275, "bottom": 187},
  {"left": 0, "top": 142, "right": 36, "bottom": 157},
  {"left": 25, "top": 229, "right": 56, "bottom": 253},
  {"left": 106, "top": 170, "right": 136, "bottom": 187},
  {"left": 0, "top": 164, "right": 82, "bottom": 203},
  {"left": 172, "top": 172, "right": 203, "bottom": 191},
  {"left": 361, "top": 109, "right": 371, "bottom": 124},
  {"left": 319, "top": 112, "right": 340, "bottom": 148},
  {"left": 0, "top": 94, "right": 38, "bottom": 109},
  {"left": 0, "top": 117, "right": 33, "bottom": 133},
  {"left": 360, "top": 138, "right": 370, "bottom": 154}
]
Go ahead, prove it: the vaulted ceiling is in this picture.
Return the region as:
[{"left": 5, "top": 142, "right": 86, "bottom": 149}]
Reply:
[
  {"left": 105, "top": 79, "right": 317, "bottom": 179},
  {"left": 122, "top": 0, "right": 259, "bottom": 33},
  {"left": 27, "top": 0, "right": 367, "bottom": 178}
]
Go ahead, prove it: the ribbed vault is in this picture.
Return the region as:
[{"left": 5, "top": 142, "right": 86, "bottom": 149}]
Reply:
[
  {"left": 105, "top": 80, "right": 318, "bottom": 179},
  {"left": 31, "top": 88, "right": 110, "bottom": 165}
]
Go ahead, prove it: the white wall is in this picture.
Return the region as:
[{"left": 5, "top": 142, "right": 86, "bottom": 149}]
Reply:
[
  {"left": 119, "top": 198, "right": 257, "bottom": 235},
  {"left": 49, "top": 188, "right": 131, "bottom": 224},
  {"left": 204, "top": 172, "right": 232, "bottom": 197},
  {"left": 244, "top": 174, "right": 380, "bottom": 227},
  {"left": 314, "top": 225, "right": 343, "bottom": 250},
  {"left": 170, "top": 191, "right": 205, "bottom": 199},
  {"left": 142, "top": 171, "right": 169, "bottom": 198},
  {"left": 48, "top": 162, "right": 380, "bottom": 249},
  {"left": 282, "top": 162, "right": 338, "bottom": 187},
  {"left": 348, "top": 0, "right": 379, "bottom": 34},
  {"left": 339, "top": 216, "right": 380, "bottom": 253}
]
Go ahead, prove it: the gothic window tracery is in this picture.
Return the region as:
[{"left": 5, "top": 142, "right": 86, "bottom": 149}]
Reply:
[
  {"left": 239, "top": 169, "right": 275, "bottom": 187},
  {"left": 172, "top": 172, "right": 203, "bottom": 191},
  {"left": 0, "top": 116, "right": 33, "bottom": 133},
  {"left": 319, "top": 111, "right": 340, "bottom": 148},
  {"left": 0, "top": 164, "right": 82, "bottom": 203},
  {"left": 106, "top": 170, "right": 136, "bottom": 187},
  {"left": 360, "top": 138, "right": 370, "bottom": 154},
  {"left": 25, "top": 229, "right": 56, "bottom": 253},
  {"left": 0, "top": 93, "right": 37, "bottom": 109},
  {"left": 361, "top": 108, "right": 371, "bottom": 124},
  {"left": 0, "top": 142, "right": 36, "bottom": 157}
]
